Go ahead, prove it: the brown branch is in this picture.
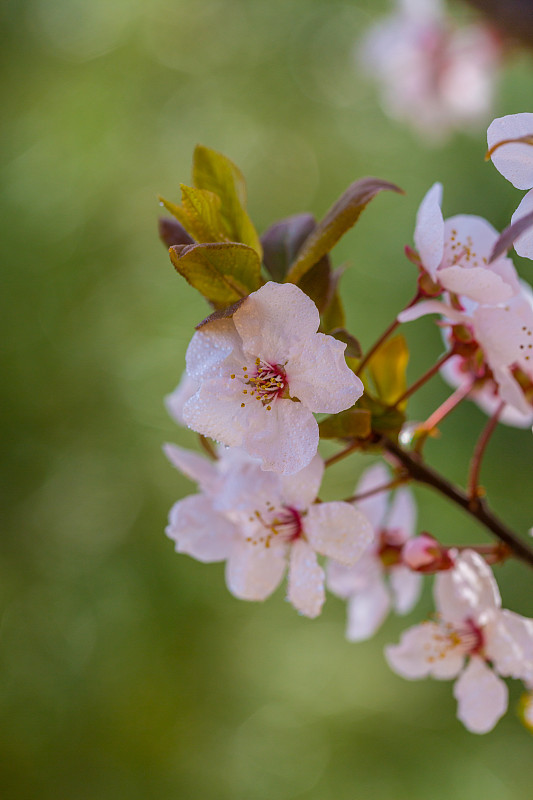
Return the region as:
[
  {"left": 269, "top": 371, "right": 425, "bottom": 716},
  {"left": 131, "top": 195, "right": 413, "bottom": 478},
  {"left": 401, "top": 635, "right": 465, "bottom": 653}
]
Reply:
[
  {"left": 381, "top": 436, "right": 533, "bottom": 569},
  {"left": 467, "top": 401, "right": 504, "bottom": 501}
]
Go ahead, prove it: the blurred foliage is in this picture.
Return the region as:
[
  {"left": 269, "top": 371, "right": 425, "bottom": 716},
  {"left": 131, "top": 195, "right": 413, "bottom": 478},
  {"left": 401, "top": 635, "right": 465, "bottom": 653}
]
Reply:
[{"left": 1, "top": 0, "right": 533, "bottom": 798}]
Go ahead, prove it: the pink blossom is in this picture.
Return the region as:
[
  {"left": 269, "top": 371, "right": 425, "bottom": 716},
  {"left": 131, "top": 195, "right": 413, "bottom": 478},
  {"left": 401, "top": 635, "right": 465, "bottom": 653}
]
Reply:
[
  {"left": 327, "top": 463, "right": 422, "bottom": 641},
  {"left": 164, "top": 445, "right": 373, "bottom": 618},
  {"left": 165, "top": 371, "right": 198, "bottom": 426},
  {"left": 361, "top": 0, "right": 500, "bottom": 142},
  {"left": 182, "top": 282, "right": 364, "bottom": 475},
  {"left": 386, "top": 550, "right": 533, "bottom": 733}
]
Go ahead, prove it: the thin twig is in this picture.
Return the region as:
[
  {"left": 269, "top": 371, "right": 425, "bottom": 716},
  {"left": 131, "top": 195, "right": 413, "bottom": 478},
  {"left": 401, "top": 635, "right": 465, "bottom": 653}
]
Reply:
[
  {"left": 356, "top": 290, "right": 421, "bottom": 376},
  {"left": 467, "top": 401, "right": 505, "bottom": 502},
  {"left": 381, "top": 436, "right": 533, "bottom": 569},
  {"left": 343, "top": 475, "right": 410, "bottom": 504},
  {"left": 324, "top": 441, "right": 361, "bottom": 468},
  {"left": 419, "top": 380, "right": 473, "bottom": 433},
  {"left": 391, "top": 350, "right": 455, "bottom": 408}
]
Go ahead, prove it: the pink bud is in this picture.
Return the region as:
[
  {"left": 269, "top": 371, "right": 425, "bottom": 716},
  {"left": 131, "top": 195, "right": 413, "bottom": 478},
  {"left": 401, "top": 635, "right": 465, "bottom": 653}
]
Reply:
[{"left": 402, "top": 534, "right": 454, "bottom": 573}]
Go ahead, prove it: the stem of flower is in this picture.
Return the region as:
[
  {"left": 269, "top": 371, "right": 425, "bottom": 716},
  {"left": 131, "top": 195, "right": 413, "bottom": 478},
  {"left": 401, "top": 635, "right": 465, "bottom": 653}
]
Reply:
[
  {"left": 381, "top": 435, "right": 533, "bottom": 569},
  {"left": 391, "top": 349, "right": 456, "bottom": 408},
  {"left": 324, "top": 441, "right": 361, "bottom": 468},
  {"left": 455, "top": 543, "right": 512, "bottom": 565},
  {"left": 199, "top": 434, "right": 217, "bottom": 460},
  {"left": 343, "top": 475, "right": 410, "bottom": 504},
  {"left": 356, "top": 290, "right": 421, "bottom": 376},
  {"left": 419, "top": 380, "right": 474, "bottom": 432},
  {"left": 467, "top": 401, "right": 505, "bottom": 503}
]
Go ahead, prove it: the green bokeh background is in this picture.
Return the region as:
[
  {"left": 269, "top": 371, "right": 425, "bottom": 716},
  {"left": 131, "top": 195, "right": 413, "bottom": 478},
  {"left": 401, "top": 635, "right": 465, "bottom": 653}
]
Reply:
[{"left": 2, "top": 0, "right": 532, "bottom": 797}]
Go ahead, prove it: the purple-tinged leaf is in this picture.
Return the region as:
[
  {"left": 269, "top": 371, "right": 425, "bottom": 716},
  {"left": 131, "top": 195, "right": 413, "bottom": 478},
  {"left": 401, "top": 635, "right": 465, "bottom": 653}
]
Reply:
[
  {"left": 490, "top": 210, "right": 533, "bottom": 262},
  {"left": 261, "top": 213, "right": 316, "bottom": 281},
  {"left": 158, "top": 217, "right": 195, "bottom": 248}
]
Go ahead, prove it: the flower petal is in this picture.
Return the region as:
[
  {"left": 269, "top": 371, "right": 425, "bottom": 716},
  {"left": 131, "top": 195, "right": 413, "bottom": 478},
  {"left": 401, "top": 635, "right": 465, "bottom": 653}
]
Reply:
[
  {"left": 185, "top": 318, "right": 243, "bottom": 381},
  {"left": 280, "top": 454, "right": 324, "bottom": 510},
  {"left": 488, "top": 112, "right": 533, "bottom": 190},
  {"left": 163, "top": 443, "right": 218, "bottom": 493},
  {"left": 233, "top": 281, "right": 320, "bottom": 365},
  {"left": 287, "top": 333, "right": 364, "bottom": 414},
  {"left": 165, "top": 373, "right": 198, "bottom": 425},
  {"left": 389, "top": 565, "right": 423, "bottom": 615},
  {"left": 437, "top": 266, "right": 514, "bottom": 304},
  {"left": 182, "top": 376, "right": 252, "bottom": 447},
  {"left": 287, "top": 539, "right": 325, "bottom": 618},
  {"left": 243, "top": 399, "right": 319, "bottom": 475},
  {"left": 398, "top": 299, "right": 466, "bottom": 324},
  {"left": 326, "top": 552, "right": 381, "bottom": 599},
  {"left": 511, "top": 189, "right": 533, "bottom": 260},
  {"left": 414, "top": 182, "right": 444, "bottom": 279},
  {"left": 166, "top": 495, "right": 236, "bottom": 562},
  {"left": 453, "top": 656, "right": 508, "bottom": 733},
  {"left": 435, "top": 549, "right": 501, "bottom": 626},
  {"left": 386, "top": 486, "right": 417, "bottom": 544},
  {"left": 353, "top": 463, "right": 390, "bottom": 530},
  {"left": 305, "top": 502, "right": 374, "bottom": 565},
  {"left": 226, "top": 539, "right": 286, "bottom": 601},
  {"left": 345, "top": 576, "right": 390, "bottom": 641},
  {"left": 386, "top": 622, "right": 464, "bottom": 680},
  {"left": 485, "top": 609, "right": 533, "bottom": 680}
]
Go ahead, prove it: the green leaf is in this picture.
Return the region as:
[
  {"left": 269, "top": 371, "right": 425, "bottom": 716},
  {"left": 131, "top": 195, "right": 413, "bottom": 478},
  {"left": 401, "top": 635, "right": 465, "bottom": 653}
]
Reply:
[
  {"left": 319, "top": 408, "right": 372, "bottom": 440},
  {"left": 169, "top": 242, "right": 261, "bottom": 308},
  {"left": 320, "top": 267, "right": 346, "bottom": 331},
  {"left": 261, "top": 213, "right": 316, "bottom": 282},
  {"left": 366, "top": 335, "right": 409, "bottom": 407},
  {"left": 180, "top": 184, "right": 230, "bottom": 242},
  {"left": 192, "top": 145, "right": 262, "bottom": 256},
  {"left": 357, "top": 393, "right": 405, "bottom": 438},
  {"left": 285, "top": 177, "right": 404, "bottom": 284}
]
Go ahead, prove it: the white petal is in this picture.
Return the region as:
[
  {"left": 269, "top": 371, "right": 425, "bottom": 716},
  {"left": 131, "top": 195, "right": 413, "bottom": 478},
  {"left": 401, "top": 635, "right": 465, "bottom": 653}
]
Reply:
[
  {"left": 185, "top": 318, "right": 243, "bottom": 381},
  {"left": 345, "top": 576, "right": 390, "bottom": 641},
  {"left": 397, "top": 299, "right": 466, "bottom": 324},
  {"left": 287, "top": 540, "right": 325, "bottom": 618},
  {"left": 386, "top": 622, "right": 464, "bottom": 680},
  {"left": 386, "top": 487, "right": 417, "bottom": 543},
  {"left": 182, "top": 377, "right": 251, "bottom": 447},
  {"left": 326, "top": 552, "right": 381, "bottom": 599},
  {"left": 437, "top": 266, "right": 514, "bottom": 304},
  {"left": 225, "top": 539, "right": 286, "bottom": 601},
  {"left": 243, "top": 399, "right": 319, "bottom": 475},
  {"left": 473, "top": 305, "right": 533, "bottom": 369},
  {"left": 280, "top": 454, "right": 324, "bottom": 510},
  {"left": 485, "top": 609, "right": 533, "bottom": 679},
  {"left": 352, "top": 463, "right": 390, "bottom": 530},
  {"left": 165, "top": 373, "right": 198, "bottom": 425},
  {"left": 414, "top": 183, "right": 444, "bottom": 279},
  {"left": 165, "top": 495, "right": 236, "bottom": 562},
  {"left": 163, "top": 443, "right": 218, "bottom": 493},
  {"left": 453, "top": 656, "right": 508, "bottom": 733},
  {"left": 390, "top": 565, "right": 423, "bottom": 614},
  {"left": 287, "top": 333, "right": 364, "bottom": 414},
  {"left": 487, "top": 113, "right": 533, "bottom": 190},
  {"left": 511, "top": 189, "right": 533, "bottom": 260},
  {"left": 435, "top": 550, "right": 501, "bottom": 626},
  {"left": 492, "top": 366, "right": 532, "bottom": 417},
  {"left": 233, "top": 281, "right": 320, "bottom": 365},
  {"left": 305, "top": 503, "right": 374, "bottom": 565}
]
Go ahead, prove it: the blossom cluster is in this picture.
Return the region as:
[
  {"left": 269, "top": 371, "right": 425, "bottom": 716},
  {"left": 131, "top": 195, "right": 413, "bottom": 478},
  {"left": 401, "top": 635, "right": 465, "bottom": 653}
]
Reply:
[{"left": 160, "top": 118, "right": 533, "bottom": 735}]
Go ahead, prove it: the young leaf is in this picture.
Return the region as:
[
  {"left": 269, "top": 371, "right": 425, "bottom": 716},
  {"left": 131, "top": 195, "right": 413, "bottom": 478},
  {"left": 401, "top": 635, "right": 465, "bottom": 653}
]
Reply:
[
  {"left": 318, "top": 408, "right": 371, "bottom": 440},
  {"left": 179, "top": 184, "right": 230, "bottom": 243},
  {"left": 366, "top": 335, "right": 409, "bottom": 407},
  {"left": 285, "top": 177, "right": 404, "bottom": 284},
  {"left": 261, "top": 213, "right": 316, "bottom": 281},
  {"left": 169, "top": 242, "right": 262, "bottom": 308},
  {"left": 192, "top": 145, "right": 262, "bottom": 256},
  {"left": 297, "top": 256, "right": 333, "bottom": 313},
  {"left": 158, "top": 217, "right": 195, "bottom": 248},
  {"left": 321, "top": 267, "right": 346, "bottom": 331}
]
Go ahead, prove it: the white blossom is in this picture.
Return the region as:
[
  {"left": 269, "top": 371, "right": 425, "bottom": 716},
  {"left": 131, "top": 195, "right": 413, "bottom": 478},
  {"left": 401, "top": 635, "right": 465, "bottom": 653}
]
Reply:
[
  {"left": 327, "top": 463, "right": 421, "bottom": 640},
  {"left": 165, "top": 371, "right": 198, "bottom": 426},
  {"left": 181, "top": 282, "right": 364, "bottom": 475},
  {"left": 386, "top": 550, "right": 533, "bottom": 733},
  {"left": 164, "top": 445, "right": 373, "bottom": 618}
]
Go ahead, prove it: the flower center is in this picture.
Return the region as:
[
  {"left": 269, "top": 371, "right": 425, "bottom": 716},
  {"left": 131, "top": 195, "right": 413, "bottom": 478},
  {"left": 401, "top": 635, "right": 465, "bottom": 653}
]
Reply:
[
  {"left": 425, "top": 617, "right": 485, "bottom": 664},
  {"left": 245, "top": 505, "right": 303, "bottom": 549},
  {"left": 445, "top": 230, "right": 487, "bottom": 269},
  {"left": 231, "top": 358, "right": 289, "bottom": 411},
  {"left": 378, "top": 528, "right": 404, "bottom": 569}
]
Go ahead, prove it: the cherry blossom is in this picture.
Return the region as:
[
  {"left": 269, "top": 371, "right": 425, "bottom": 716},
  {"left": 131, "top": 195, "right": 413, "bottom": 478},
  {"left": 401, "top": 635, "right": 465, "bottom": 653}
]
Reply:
[
  {"left": 488, "top": 112, "right": 533, "bottom": 259},
  {"left": 164, "top": 444, "right": 373, "bottom": 618},
  {"left": 327, "top": 463, "right": 421, "bottom": 641},
  {"left": 181, "top": 281, "right": 364, "bottom": 475},
  {"left": 361, "top": 0, "right": 500, "bottom": 142},
  {"left": 413, "top": 183, "right": 519, "bottom": 304},
  {"left": 386, "top": 550, "right": 533, "bottom": 733}
]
